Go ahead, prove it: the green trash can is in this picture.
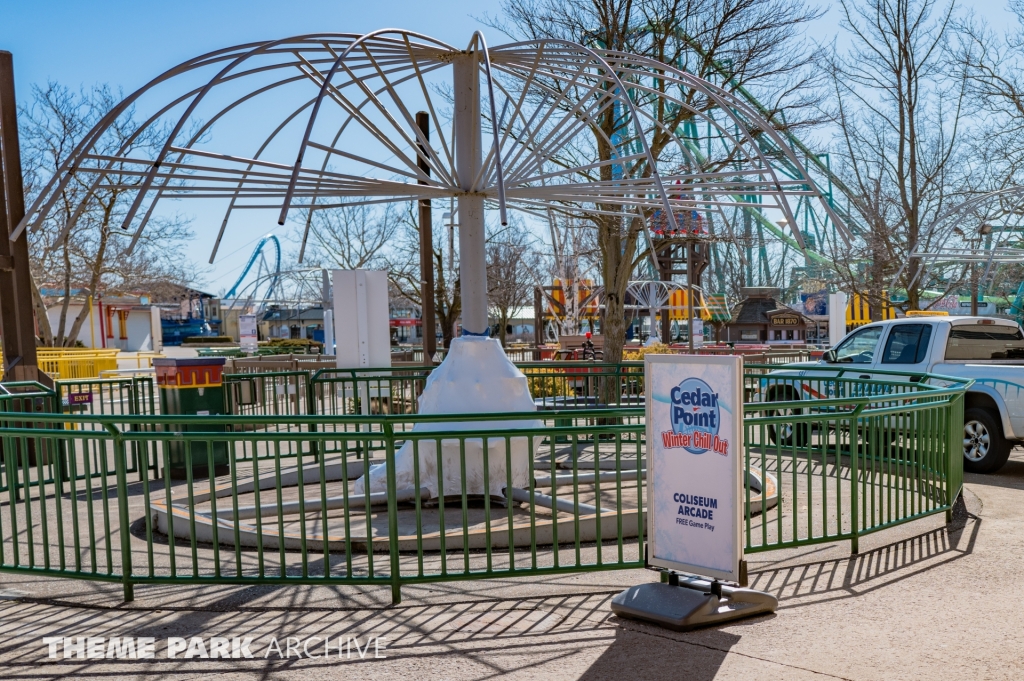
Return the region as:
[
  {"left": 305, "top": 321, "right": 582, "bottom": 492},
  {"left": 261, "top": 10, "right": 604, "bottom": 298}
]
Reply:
[{"left": 154, "top": 357, "right": 229, "bottom": 479}]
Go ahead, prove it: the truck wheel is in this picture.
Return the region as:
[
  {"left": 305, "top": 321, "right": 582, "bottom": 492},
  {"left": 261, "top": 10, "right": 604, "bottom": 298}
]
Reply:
[
  {"left": 963, "top": 408, "right": 1011, "bottom": 474},
  {"left": 766, "top": 392, "right": 809, "bottom": 447}
]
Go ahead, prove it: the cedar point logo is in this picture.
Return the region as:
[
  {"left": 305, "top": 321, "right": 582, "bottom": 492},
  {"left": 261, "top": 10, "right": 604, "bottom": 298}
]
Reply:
[{"left": 662, "top": 377, "right": 729, "bottom": 456}]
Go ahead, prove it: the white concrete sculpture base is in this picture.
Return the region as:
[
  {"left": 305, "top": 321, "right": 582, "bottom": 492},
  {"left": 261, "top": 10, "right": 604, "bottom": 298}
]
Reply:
[{"left": 354, "top": 336, "right": 542, "bottom": 500}]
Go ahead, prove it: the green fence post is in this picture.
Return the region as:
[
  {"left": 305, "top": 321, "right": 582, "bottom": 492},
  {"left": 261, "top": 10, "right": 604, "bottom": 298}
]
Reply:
[
  {"left": 383, "top": 418, "right": 402, "bottom": 605},
  {"left": 106, "top": 423, "right": 134, "bottom": 602},
  {"left": 305, "top": 373, "right": 320, "bottom": 460},
  {"left": 947, "top": 391, "right": 965, "bottom": 523},
  {"left": 850, "top": 404, "right": 865, "bottom": 555}
]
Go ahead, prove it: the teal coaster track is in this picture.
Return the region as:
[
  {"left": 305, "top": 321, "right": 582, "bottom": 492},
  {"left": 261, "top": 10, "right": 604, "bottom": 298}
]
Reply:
[
  {"left": 223, "top": 234, "right": 282, "bottom": 313},
  {"left": 598, "top": 29, "right": 864, "bottom": 292}
]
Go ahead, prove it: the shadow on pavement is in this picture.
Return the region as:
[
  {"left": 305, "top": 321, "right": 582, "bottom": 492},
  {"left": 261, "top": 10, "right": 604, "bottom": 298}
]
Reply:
[
  {"left": 578, "top": 626, "right": 740, "bottom": 681},
  {"left": 749, "top": 495, "right": 980, "bottom": 609},
  {"left": 0, "top": 590, "right": 625, "bottom": 676},
  {"left": 964, "top": 452, "right": 1024, "bottom": 491}
]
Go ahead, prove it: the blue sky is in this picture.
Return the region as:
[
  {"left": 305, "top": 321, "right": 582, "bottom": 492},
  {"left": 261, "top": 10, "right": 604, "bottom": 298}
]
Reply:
[
  {"left": 0, "top": 1, "right": 504, "bottom": 94},
  {"left": 0, "top": 0, "right": 1014, "bottom": 295}
]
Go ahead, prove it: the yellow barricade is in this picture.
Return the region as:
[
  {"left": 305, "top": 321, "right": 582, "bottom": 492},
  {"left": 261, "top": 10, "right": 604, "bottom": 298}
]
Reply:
[
  {"left": 36, "top": 349, "right": 121, "bottom": 380},
  {"left": 1, "top": 347, "right": 163, "bottom": 381}
]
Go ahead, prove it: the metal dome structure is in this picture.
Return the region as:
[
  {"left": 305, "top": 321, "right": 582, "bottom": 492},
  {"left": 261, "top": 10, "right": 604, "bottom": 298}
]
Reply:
[{"left": 14, "top": 29, "right": 846, "bottom": 337}]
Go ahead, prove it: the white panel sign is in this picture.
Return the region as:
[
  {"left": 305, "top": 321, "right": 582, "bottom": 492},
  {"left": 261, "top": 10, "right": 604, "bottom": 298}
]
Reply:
[
  {"left": 691, "top": 319, "right": 704, "bottom": 348},
  {"left": 239, "top": 314, "right": 258, "bottom": 353},
  {"left": 646, "top": 354, "right": 743, "bottom": 581},
  {"left": 333, "top": 269, "right": 392, "bottom": 369},
  {"left": 828, "top": 292, "right": 848, "bottom": 346}
]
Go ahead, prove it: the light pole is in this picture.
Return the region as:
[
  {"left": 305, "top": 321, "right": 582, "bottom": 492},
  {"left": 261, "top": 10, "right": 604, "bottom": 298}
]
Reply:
[
  {"left": 972, "top": 223, "right": 993, "bottom": 316},
  {"left": 686, "top": 237, "right": 695, "bottom": 352},
  {"left": 416, "top": 111, "right": 436, "bottom": 364},
  {"left": 442, "top": 204, "right": 456, "bottom": 280}
]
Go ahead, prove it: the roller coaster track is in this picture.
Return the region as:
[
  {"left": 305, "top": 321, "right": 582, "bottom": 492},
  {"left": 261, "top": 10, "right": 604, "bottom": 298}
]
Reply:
[
  {"left": 669, "top": 30, "right": 863, "bottom": 237},
  {"left": 621, "top": 29, "right": 865, "bottom": 284},
  {"left": 223, "top": 234, "right": 281, "bottom": 312}
]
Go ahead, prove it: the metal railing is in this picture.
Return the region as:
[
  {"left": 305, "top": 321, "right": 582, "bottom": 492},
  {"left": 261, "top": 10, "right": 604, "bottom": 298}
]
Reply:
[
  {"left": 224, "top": 354, "right": 337, "bottom": 375},
  {"left": 0, "top": 378, "right": 159, "bottom": 493},
  {"left": 0, "top": 366, "right": 967, "bottom": 604},
  {"left": 0, "top": 348, "right": 164, "bottom": 381},
  {"left": 306, "top": 363, "right": 646, "bottom": 419},
  {"left": 37, "top": 349, "right": 122, "bottom": 380},
  {"left": 744, "top": 366, "right": 966, "bottom": 553}
]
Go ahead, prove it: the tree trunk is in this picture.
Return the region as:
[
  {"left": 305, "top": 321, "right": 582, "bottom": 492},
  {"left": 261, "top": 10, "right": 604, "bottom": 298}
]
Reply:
[
  {"left": 65, "top": 290, "right": 95, "bottom": 348},
  {"left": 597, "top": 212, "right": 640, "bottom": 407},
  {"left": 437, "top": 288, "right": 460, "bottom": 350},
  {"left": 498, "top": 310, "right": 509, "bottom": 347},
  {"left": 31, "top": 276, "right": 53, "bottom": 346},
  {"left": 56, "top": 238, "right": 72, "bottom": 345}
]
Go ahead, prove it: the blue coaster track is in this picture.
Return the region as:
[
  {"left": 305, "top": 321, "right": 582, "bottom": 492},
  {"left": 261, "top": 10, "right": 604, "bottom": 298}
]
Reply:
[{"left": 223, "top": 234, "right": 281, "bottom": 311}]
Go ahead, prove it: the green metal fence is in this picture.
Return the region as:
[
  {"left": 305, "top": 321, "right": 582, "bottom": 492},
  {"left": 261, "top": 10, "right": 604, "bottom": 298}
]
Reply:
[
  {"left": 0, "top": 365, "right": 967, "bottom": 604},
  {"left": 305, "top": 363, "right": 646, "bottom": 418},
  {"left": 745, "top": 366, "right": 966, "bottom": 553}
]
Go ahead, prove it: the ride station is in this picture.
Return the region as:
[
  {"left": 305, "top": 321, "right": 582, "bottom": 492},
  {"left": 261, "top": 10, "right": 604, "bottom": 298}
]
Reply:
[{"left": 0, "top": 29, "right": 998, "bottom": 635}]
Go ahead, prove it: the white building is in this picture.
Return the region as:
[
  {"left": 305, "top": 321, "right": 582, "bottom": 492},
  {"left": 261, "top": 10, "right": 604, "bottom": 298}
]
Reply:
[{"left": 46, "top": 296, "right": 163, "bottom": 352}]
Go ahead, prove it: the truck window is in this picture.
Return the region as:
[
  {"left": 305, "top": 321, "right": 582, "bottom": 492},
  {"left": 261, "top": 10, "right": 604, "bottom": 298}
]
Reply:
[
  {"left": 944, "top": 326, "right": 1024, "bottom": 360},
  {"left": 833, "top": 326, "right": 883, "bottom": 363},
  {"left": 881, "top": 324, "right": 932, "bottom": 364}
]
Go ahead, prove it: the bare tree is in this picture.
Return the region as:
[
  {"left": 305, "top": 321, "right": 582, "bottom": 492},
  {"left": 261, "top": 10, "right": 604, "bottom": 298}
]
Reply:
[
  {"left": 487, "top": 0, "right": 825, "bottom": 364},
  {"left": 945, "top": 5, "right": 1024, "bottom": 311},
  {"left": 487, "top": 218, "right": 541, "bottom": 346},
  {"left": 954, "top": 3, "right": 1024, "bottom": 189},
  {"left": 823, "top": 0, "right": 972, "bottom": 314},
  {"left": 294, "top": 201, "right": 399, "bottom": 270},
  {"left": 20, "top": 82, "right": 195, "bottom": 346},
  {"left": 541, "top": 212, "right": 601, "bottom": 339},
  {"left": 387, "top": 203, "right": 462, "bottom": 349}
]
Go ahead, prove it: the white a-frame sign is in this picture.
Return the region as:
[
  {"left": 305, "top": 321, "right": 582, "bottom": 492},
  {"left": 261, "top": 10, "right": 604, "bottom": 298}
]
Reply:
[
  {"left": 611, "top": 354, "right": 777, "bottom": 631},
  {"left": 646, "top": 353, "right": 743, "bottom": 581}
]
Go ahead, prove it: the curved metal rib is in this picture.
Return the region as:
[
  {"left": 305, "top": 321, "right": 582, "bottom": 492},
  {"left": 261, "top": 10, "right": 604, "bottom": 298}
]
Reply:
[{"left": 276, "top": 29, "right": 458, "bottom": 226}]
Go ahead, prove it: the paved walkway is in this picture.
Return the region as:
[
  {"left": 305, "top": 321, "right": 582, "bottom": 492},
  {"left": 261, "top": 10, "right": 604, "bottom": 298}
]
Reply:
[{"left": 1, "top": 450, "right": 1023, "bottom": 680}]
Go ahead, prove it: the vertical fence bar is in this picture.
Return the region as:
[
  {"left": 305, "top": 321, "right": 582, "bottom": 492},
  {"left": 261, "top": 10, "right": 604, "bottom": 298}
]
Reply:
[
  {"left": 383, "top": 420, "right": 402, "bottom": 604},
  {"left": 947, "top": 391, "right": 964, "bottom": 520},
  {"left": 106, "top": 425, "right": 134, "bottom": 602}
]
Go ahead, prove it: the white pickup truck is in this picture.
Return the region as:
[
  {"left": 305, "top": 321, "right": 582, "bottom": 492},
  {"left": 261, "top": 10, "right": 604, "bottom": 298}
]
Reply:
[{"left": 772, "top": 315, "right": 1024, "bottom": 473}]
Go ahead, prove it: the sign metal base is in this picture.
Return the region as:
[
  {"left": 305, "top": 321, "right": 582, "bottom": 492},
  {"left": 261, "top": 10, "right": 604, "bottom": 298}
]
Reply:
[{"left": 611, "top": 578, "right": 777, "bottom": 631}]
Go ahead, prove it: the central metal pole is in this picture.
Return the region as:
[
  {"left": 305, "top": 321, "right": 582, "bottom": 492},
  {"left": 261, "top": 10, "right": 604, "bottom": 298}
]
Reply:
[
  {"left": 970, "top": 263, "right": 979, "bottom": 316},
  {"left": 453, "top": 52, "right": 488, "bottom": 336}
]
